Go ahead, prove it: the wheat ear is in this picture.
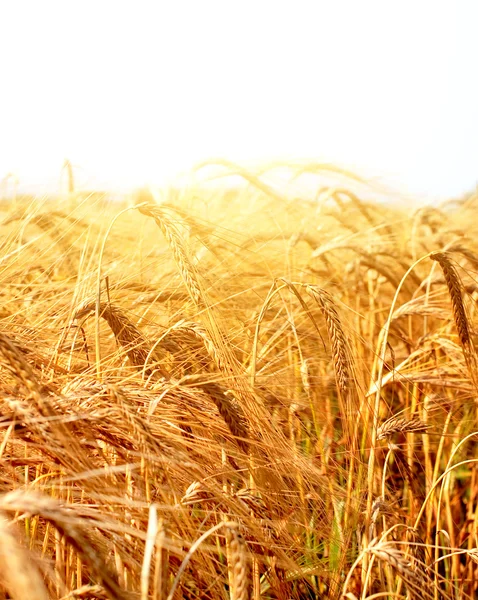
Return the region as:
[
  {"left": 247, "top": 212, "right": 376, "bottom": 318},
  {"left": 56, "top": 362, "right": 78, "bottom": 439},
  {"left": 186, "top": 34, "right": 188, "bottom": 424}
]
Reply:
[
  {"left": 430, "top": 252, "right": 470, "bottom": 348},
  {"left": 367, "top": 541, "right": 423, "bottom": 588},
  {"left": 305, "top": 285, "right": 351, "bottom": 393},
  {"left": 137, "top": 204, "right": 203, "bottom": 305},
  {"left": 171, "top": 320, "right": 231, "bottom": 373},
  {"left": 225, "top": 523, "right": 250, "bottom": 600},
  {"left": 377, "top": 416, "right": 430, "bottom": 440},
  {"left": 199, "top": 382, "right": 250, "bottom": 453},
  {"left": 74, "top": 301, "right": 169, "bottom": 378}
]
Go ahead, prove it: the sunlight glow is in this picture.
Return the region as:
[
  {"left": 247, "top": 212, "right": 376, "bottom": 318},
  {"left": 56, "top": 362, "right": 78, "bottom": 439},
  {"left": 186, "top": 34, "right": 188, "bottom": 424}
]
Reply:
[{"left": 0, "top": 1, "right": 477, "bottom": 200}]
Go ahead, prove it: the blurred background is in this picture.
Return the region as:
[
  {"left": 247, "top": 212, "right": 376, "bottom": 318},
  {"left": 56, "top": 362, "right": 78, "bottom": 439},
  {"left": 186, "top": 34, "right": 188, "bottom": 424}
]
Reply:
[{"left": 0, "top": 0, "right": 477, "bottom": 202}]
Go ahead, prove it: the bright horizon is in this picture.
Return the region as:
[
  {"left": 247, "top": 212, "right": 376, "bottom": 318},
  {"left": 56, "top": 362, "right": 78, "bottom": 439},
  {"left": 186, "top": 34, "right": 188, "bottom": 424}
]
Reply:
[{"left": 1, "top": 1, "right": 477, "bottom": 201}]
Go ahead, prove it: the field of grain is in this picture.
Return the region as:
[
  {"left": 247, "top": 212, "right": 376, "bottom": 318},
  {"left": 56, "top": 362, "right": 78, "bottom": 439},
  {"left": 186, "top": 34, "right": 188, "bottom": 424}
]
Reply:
[{"left": 0, "top": 165, "right": 477, "bottom": 599}]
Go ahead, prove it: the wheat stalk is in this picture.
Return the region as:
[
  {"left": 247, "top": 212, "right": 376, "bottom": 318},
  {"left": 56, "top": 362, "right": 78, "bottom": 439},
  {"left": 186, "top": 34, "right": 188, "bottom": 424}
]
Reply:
[
  {"left": 0, "top": 332, "right": 90, "bottom": 472},
  {"left": 0, "top": 490, "right": 129, "bottom": 600}
]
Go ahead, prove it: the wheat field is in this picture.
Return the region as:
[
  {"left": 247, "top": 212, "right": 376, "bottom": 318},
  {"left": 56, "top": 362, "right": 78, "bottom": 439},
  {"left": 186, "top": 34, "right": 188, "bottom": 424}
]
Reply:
[{"left": 0, "top": 164, "right": 477, "bottom": 600}]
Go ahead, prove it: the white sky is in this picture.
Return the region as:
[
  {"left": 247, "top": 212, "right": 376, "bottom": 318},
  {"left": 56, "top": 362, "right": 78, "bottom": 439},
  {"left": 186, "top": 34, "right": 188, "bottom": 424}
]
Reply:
[{"left": 0, "top": 1, "right": 477, "bottom": 200}]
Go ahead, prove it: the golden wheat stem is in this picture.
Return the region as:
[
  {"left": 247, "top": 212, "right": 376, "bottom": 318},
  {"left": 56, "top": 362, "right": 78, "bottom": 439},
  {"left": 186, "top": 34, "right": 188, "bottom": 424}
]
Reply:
[
  {"left": 365, "top": 252, "right": 433, "bottom": 574},
  {"left": 95, "top": 205, "right": 141, "bottom": 378},
  {"left": 141, "top": 504, "right": 159, "bottom": 600},
  {"left": 166, "top": 521, "right": 226, "bottom": 600}
]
